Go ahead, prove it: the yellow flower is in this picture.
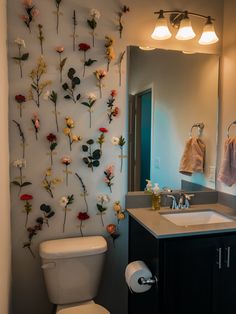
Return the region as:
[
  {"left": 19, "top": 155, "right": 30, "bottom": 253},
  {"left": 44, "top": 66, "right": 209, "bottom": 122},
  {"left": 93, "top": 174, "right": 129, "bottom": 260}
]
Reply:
[
  {"left": 46, "top": 168, "right": 52, "bottom": 177},
  {"left": 63, "top": 127, "right": 71, "bottom": 135},
  {"left": 117, "top": 212, "right": 125, "bottom": 220},
  {"left": 113, "top": 201, "right": 122, "bottom": 212},
  {"left": 52, "top": 178, "right": 62, "bottom": 185},
  {"left": 42, "top": 180, "right": 48, "bottom": 187},
  {"left": 65, "top": 117, "right": 74, "bottom": 128}
]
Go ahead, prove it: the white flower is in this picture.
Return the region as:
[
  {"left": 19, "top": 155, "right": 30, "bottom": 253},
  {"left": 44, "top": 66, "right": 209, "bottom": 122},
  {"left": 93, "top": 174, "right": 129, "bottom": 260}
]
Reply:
[
  {"left": 145, "top": 179, "right": 152, "bottom": 192},
  {"left": 59, "top": 196, "right": 68, "bottom": 207},
  {"left": 111, "top": 136, "right": 120, "bottom": 145},
  {"left": 87, "top": 93, "right": 96, "bottom": 102},
  {"left": 13, "top": 158, "right": 26, "bottom": 168},
  {"left": 152, "top": 183, "right": 160, "bottom": 195},
  {"left": 90, "top": 8, "right": 101, "bottom": 19},
  {"left": 14, "top": 37, "right": 26, "bottom": 48},
  {"left": 43, "top": 90, "right": 50, "bottom": 100},
  {"left": 97, "top": 194, "right": 110, "bottom": 203}
]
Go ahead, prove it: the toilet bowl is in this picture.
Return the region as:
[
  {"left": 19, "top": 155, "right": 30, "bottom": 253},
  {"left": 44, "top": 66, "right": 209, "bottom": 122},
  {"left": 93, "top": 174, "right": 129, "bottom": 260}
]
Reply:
[
  {"left": 39, "top": 236, "right": 110, "bottom": 314},
  {"left": 57, "top": 301, "right": 110, "bottom": 314}
]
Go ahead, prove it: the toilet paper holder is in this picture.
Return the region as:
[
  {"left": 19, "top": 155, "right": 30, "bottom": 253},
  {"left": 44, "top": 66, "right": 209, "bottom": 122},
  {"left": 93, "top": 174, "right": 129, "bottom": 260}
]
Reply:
[{"left": 138, "top": 275, "right": 158, "bottom": 287}]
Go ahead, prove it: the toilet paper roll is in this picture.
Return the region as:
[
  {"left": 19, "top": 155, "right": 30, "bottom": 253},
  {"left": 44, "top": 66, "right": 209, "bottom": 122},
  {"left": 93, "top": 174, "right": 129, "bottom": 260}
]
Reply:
[{"left": 125, "top": 260, "right": 153, "bottom": 293}]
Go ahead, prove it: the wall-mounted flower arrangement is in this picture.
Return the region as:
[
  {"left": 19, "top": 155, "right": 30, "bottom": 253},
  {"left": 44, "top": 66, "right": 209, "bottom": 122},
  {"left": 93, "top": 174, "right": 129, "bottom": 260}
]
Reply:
[
  {"left": 97, "top": 127, "right": 108, "bottom": 154},
  {"left": 82, "top": 139, "right": 101, "bottom": 171},
  {"left": 46, "top": 133, "right": 58, "bottom": 166},
  {"left": 42, "top": 168, "right": 61, "bottom": 198},
  {"left": 105, "top": 36, "right": 115, "bottom": 72},
  {"left": 12, "top": 159, "right": 31, "bottom": 196},
  {"left": 45, "top": 91, "right": 59, "bottom": 133},
  {"left": 117, "top": 5, "right": 130, "bottom": 38},
  {"left": 23, "top": 203, "right": 55, "bottom": 258},
  {"left": 81, "top": 93, "right": 97, "bottom": 128},
  {"left": 63, "top": 116, "right": 82, "bottom": 151},
  {"left": 72, "top": 10, "right": 78, "bottom": 51},
  {"left": 104, "top": 165, "right": 115, "bottom": 193},
  {"left": 54, "top": 0, "right": 63, "bottom": 35},
  {"left": 75, "top": 173, "right": 89, "bottom": 212},
  {"left": 107, "top": 90, "right": 119, "bottom": 124},
  {"left": 21, "top": 0, "right": 39, "bottom": 33},
  {"left": 118, "top": 51, "right": 125, "bottom": 86},
  {"left": 87, "top": 9, "right": 100, "bottom": 47},
  {"left": 111, "top": 135, "right": 126, "bottom": 172},
  {"left": 15, "top": 94, "right": 26, "bottom": 118},
  {"left": 113, "top": 201, "right": 126, "bottom": 224},
  {"left": 61, "top": 156, "right": 72, "bottom": 186},
  {"left": 13, "top": 38, "right": 29, "bottom": 79},
  {"left": 96, "top": 194, "right": 110, "bottom": 226},
  {"left": 56, "top": 46, "right": 67, "bottom": 83},
  {"left": 106, "top": 223, "right": 120, "bottom": 247},
  {"left": 94, "top": 69, "right": 107, "bottom": 98},
  {"left": 37, "top": 24, "right": 44, "bottom": 55},
  {"left": 31, "top": 113, "right": 40, "bottom": 140},
  {"left": 29, "top": 56, "right": 51, "bottom": 107},
  {"left": 62, "top": 68, "right": 81, "bottom": 103},
  {"left": 79, "top": 43, "right": 97, "bottom": 77},
  {"left": 20, "top": 193, "right": 33, "bottom": 228},
  {"left": 59, "top": 194, "right": 74, "bottom": 232},
  {"left": 13, "top": 120, "right": 26, "bottom": 159}
]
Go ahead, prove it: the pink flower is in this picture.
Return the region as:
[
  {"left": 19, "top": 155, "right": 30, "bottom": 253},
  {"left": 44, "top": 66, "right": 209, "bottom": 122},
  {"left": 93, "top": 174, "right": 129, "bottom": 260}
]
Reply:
[
  {"left": 61, "top": 156, "right": 72, "bottom": 165},
  {"left": 33, "top": 114, "right": 40, "bottom": 129},
  {"left": 31, "top": 8, "right": 39, "bottom": 17},
  {"left": 107, "top": 165, "right": 114, "bottom": 174},
  {"left": 56, "top": 46, "right": 64, "bottom": 53},
  {"left": 20, "top": 15, "right": 29, "bottom": 21},
  {"left": 111, "top": 90, "right": 117, "bottom": 97},
  {"left": 22, "top": 0, "right": 32, "bottom": 7}
]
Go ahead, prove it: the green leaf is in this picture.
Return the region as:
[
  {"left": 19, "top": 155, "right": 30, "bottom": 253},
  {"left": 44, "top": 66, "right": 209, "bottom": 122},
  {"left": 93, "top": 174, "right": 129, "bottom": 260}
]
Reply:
[
  {"left": 60, "top": 57, "right": 67, "bottom": 70},
  {"left": 21, "top": 53, "right": 29, "bottom": 61},
  {"left": 68, "top": 68, "right": 76, "bottom": 79},
  {"left": 50, "top": 91, "right": 57, "bottom": 104},
  {"left": 11, "top": 181, "right": 20, "bottom": 186},
  {"left": 12, "top": 57, "right": 21, "bottom": 61},
  {"left": 92, "top": 160, "right": 100, "bottom": 167},
  {"left": 88, "top": 163, "right": 93, "bottom": 168},
  {"left": 82, "top": 145, "right": 88, "bottom": 152},
  {"left": 21, "top": 182, "right": 32, "bottom": 187},
  {"left": 85, "top": 59, "right": 97, "bottom": 67},
  {"left": 50, "top": 142, "right": 57, "bottom": 151},
  {"left": 97, "top": 204, "right": 106, "bottom": 212},
  {"left": 93, "top": 149, "right": 101, "bottom": 160},
  {"left": 81, "top": 102, "right": 90, "bottom": 108},
  {"left": 72, "top": 77, "right": 80, "bottom": 85},
  {"left": 76, "top": 94, "right": 81, "bottom": 101},
  {"left": 83, "top": 157, "right": 89, "bottom": 164},
  {"left": 64, "top": 95, "right": 71, "bottom": 99},
  {"left": 87, "top": 19, "right": 97, "bottom": 30},
  {"left": 31, "top": 84, "right": 37, "bottom": 91},
  {"left": 87, "top": 139, "right": 94, "bottom": 145},
  {"left": 62, "top": 83, "right": 69, "bottom": 90}
]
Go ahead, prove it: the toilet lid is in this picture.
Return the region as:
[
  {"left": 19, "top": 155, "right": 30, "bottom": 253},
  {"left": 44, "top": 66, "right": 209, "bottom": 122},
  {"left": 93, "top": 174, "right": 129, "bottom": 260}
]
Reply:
[{"left": 57, "top": 304, "right": 110, "bottom": 314}]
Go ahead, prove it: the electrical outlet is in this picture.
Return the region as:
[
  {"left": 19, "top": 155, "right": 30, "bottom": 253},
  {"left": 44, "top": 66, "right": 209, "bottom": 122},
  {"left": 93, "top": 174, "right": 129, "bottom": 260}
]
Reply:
[{"left": 208, "top": 166, "right": 216, "bottom": 183}]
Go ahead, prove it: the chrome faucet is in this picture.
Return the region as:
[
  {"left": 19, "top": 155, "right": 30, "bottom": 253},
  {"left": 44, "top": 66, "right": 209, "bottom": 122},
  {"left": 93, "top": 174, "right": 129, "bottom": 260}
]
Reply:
[{"left": 167, "top": 195, "right": 178, "bottom": 209}]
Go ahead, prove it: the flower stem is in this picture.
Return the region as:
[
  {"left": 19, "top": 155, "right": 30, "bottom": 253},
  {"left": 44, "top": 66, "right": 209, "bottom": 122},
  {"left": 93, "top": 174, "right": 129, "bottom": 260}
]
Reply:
[
  {"left": 59, "top": 53, "right": 62, "bottom": 83},
  {"left": 89, "top": 110, "right": 92, "bottom": 128},
  {"left": 18, "top": 46, "right": 23, "bottom": 79},
  {"left": 107, "top": 61, "right": 110, "bottom": 72},
  {"left": 54, "top": 105, "right": 59, "bottom": 132},
  {"left": 50, "top": 151, "right": 53, "bottom": 166},
  {"left": 56, "top": 5, "right": 60, "bottom": 35},
  {"left": 83, "top": 51, "right": 86, "bottom": 77},
  {"left": 27, "top": 246, "right": 36, "bottom": 258},
  {"left": 25, "top": 212, "right": 29, "bottom": 229},
  {"left": 109, "top": 185, "right": 112, "bottom": 193},
  {"left": 66, "top": 165, "right": 68, "bottom": 186},
  {"left": 100, "top": 213, "right": 104, "bottom": 227},
  {"left": 99, "top": 82, "right": 102, "bottom": 98},
  {"left": 92, "top": 30, "right": 95, "bottom": 47},
  {"left": 120, "top": 147, "right": 123, "bottom": 173},
  {"left": 79, "top": 220, "right": 84, "bottom": 237},
  {"left": 20, "top": 103, "right": 22, "bottom": 118},
  {"left": 63, "top": 208, "right": 67, "bottom": 232}
]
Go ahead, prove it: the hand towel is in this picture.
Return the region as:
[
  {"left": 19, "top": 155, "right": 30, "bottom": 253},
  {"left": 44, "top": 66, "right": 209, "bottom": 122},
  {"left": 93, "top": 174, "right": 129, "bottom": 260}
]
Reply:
[
  {"left": 218, "top": 137, "right": 236, "bottom": 186},
  {"left": 179, "top": 137, "right": 206, "bottom": 176}
]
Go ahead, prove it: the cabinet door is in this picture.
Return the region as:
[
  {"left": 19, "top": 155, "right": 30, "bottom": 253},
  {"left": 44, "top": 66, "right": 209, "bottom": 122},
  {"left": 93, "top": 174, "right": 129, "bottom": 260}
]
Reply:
[
  {"left": 215, "top": 234, "right": 236, "bottom": 314},
  {"left": 160, "top": 236, "right": 219, "bottom": 314}
]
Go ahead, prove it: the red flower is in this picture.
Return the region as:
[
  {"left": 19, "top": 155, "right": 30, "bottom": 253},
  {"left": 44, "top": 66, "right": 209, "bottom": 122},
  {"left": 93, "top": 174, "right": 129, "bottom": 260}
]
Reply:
[
  {"left": 15, "top": 94, "right": 26, "bottom": 103},
  {"left": 111, "top": 90, "right": 117, "bottom": 98},
  {"left": 113, "top": 107, "right": 119, "bottom": 116},
  {"left": 20, "top": 194, "right": 33, "bottom": 201},
  {"left": 47, "top": 133, "right": 57, "bottom": 142},
  {"left": 106, "top": 223, "right": 116, "bottom": 234},
  {"left": 79, "top": 43, "right": 91, "bottom": 52},
  {"left": 99, "top": 127, "right": 108, "bottom": 133},
  {"left": 77, "top": 212, "right": 90, "bottom": 221}
]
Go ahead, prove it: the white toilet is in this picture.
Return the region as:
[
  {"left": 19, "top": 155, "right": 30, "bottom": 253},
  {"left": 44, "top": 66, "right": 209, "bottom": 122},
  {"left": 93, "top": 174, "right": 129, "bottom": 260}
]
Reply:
[{"left": 39, "top": 236, "right": 110, "bottom": 314}]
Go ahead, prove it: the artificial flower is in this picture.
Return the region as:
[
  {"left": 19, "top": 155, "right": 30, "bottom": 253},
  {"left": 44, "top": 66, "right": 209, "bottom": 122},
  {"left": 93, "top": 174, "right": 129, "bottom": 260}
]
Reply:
[
  {"left": 56, "top": 46, "right": 67, "bottom": 83},
  {"left": 11, "top": 158, "right": 31, "bottom": 196},
  {"left": 20, "top": 194, "right": 33, "bottom": 228},
  {"left": 106, "top": 224, "right": 120, "bottom": 247},
  {"left": 42, "top": 168, "right": 61, "bottom": 198},
  {"left": 96, "top": 194, "right": 110, "bottom": 226},
  {"left": 54, "top": 0, "right": 63, "bottom": 34},
  {"left": 79, "top": 43, "right": 97, "bottom": 77},
  {"left": 77, "top": 211, "right": 90, "bottom": 237},
  {"left": 61, "top": 156, "right": 72, "bottom": 186},
  {"left": 81, "top": 94, "right": 97, "bottom": 128},
  {"left": 15, "top": 94, "right": 26, "bottom": 118},
  {"left": 45, "top": 91, "right": 59, "bottom": 132},
  {"left": 107, "top": 90, "right": 119, "bottom": 124},
  {"left": 118, "top": 5, "right": 130, "bottom": 38},
  {"left": 94, "top": 69, "right": 107, "bottom": 98},
  {"left": 47, "top": 133, "right": 58, "bottom": 166},
  {"left": 75, "top": 173, "right": 89, "bottom": 212},
  {"left": 12, "top": 37, "right": 29, "bottom": 78},
  {"left": 104, "top": 165, "right": 114, "bottom": 193},
  {"left": 72, "top": 10, "right": 78, "bottom": 51},
  {"left": 97, "top": 127, "right": 108, "bottom": 154},
  {"left": 63, "top": 117, "right": 82, "bottom": 151},
  {"left": 29, "top": 56, "right": 51, "bottom": 107},
  {"left": 31, "top": 113, "right": 40, "bottom": 140},
  {"left": 111, "top": 135, "right": 126, "bottom": 172},
  {"left": 105, "top": 36, "right": 115, "bottom": 72},
  {"left": 118, "top": 51, "right": 126, "bottom": 86},
  {"left": 113, "top": 201, "right": 126, "bottom": 224},
  {"left": 59, "top": 194, "right": 74, "bottom": 232},
  {"left": 21, "top": 0, "right": 39, "bottom": 33},
  {"left": 37, "top": 24, "right": 44, "bottom": 55},
  {"left": 13, "top": 120, "right": 25, "bottom": 159},
  {"left": 82, "top": 139, "right": 101, "bottom": 171},
  {"left": 62, "top": 68, "right": 81, "bottom": 103},
  {"left": 87, "top": 8, "right": 101, "bottom": 47}
]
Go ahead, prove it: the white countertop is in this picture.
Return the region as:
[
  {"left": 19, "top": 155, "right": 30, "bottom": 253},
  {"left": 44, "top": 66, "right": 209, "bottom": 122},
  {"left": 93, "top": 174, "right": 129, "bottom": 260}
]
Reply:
[{"left": 127, "top": 204, "right": 236, "bottom": 239}]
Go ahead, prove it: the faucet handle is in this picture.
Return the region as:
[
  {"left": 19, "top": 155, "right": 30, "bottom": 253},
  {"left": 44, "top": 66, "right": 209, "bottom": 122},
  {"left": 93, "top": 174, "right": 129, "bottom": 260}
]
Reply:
[
  {"left": 184, "top": 194, "right": 195, "bottom": 208},
  {"left": 167, "top": 194, "right": 178, "bottom": 209}
]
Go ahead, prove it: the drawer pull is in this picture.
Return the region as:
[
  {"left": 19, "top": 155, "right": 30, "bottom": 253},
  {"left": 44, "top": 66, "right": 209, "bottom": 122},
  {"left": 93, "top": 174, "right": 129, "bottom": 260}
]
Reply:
[
  {"left": 226, "top": 246, "right": 231, "bottom": 268},
  {"left": 216, "top": 248, "right": 222, "bottom": 269}
]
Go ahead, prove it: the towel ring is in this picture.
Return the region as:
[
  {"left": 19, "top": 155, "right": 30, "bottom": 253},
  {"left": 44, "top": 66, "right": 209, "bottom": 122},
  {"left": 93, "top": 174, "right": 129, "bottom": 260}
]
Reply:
[
  {"left": 227, "top": 121, "right": 236, "bottom": 138},
  {"left": 189, "top": 122, "right": 204, "bottom": 138}
]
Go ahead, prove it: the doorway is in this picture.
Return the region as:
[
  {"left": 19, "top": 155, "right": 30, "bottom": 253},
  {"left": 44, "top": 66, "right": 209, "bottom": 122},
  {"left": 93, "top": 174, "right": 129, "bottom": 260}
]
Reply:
[{"left": 128, "top": 89, "right": 152, "bottom": 191}]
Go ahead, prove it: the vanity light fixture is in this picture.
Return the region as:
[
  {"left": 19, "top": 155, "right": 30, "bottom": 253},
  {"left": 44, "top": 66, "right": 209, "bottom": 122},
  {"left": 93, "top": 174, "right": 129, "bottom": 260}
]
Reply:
[
  {"left": 151, "top": 10, "right": 219, "bottom": 45},
  {"left": 139, "top": 46, "right": 156, "bottom": 51}
]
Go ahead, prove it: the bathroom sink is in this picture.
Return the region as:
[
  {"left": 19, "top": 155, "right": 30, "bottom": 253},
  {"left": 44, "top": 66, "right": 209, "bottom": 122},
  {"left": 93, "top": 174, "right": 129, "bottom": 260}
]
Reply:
[{"left": 161, "top": 210, "right": 234, "bottom": 226}]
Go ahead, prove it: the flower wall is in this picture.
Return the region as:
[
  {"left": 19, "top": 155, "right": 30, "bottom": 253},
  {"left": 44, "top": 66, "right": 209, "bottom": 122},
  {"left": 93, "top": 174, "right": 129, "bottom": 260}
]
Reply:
[{"left": 8, "top": 0, "right": 223, "bottom": 313}]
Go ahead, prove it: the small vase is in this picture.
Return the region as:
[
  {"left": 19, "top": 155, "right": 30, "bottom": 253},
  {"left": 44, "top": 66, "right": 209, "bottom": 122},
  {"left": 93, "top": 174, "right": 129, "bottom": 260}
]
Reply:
[{"left": 151, "top": 194, "right": 161, "bottom": 211}]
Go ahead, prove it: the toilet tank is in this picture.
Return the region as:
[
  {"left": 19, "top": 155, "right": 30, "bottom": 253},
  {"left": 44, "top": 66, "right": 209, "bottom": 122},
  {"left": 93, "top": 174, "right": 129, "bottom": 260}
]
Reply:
[{"left": 39, "top": 236, "right": 107, "bottom": 305}]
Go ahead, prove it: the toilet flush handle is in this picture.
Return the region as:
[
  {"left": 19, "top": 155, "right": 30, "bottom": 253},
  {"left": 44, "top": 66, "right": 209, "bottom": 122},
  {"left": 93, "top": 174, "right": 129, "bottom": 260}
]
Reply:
[{"left": 41, "top": 262, "right": 56, "bottom": 269}]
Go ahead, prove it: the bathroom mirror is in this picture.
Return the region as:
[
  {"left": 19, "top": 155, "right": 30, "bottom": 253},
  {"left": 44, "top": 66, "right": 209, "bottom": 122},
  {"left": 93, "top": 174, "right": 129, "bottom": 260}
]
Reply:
[{"left": 128, "top": 46, "right": 219, "bottom": 192}]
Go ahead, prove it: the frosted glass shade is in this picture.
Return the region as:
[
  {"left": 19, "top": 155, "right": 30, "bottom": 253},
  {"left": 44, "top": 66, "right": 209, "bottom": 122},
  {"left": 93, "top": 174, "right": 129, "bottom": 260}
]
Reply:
[
  {"left": 151, "top": 16, "right": 172, "bottom": 40},
  {"left": 198, "top": 21, "right": 219, "bottom": 45},
  {"left": 175, "top": 17, "right": 196, "bottom": 40}
]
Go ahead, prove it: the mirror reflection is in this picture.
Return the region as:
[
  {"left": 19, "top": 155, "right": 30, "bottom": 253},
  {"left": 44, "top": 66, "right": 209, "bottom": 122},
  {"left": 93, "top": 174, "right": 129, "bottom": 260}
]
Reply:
[{"left": 128, "top": 46, "right": 219, "bottom": 192}]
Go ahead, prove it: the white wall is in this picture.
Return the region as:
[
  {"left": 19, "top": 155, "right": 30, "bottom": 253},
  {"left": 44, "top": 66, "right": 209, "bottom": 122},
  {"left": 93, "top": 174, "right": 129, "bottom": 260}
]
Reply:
[
  {"left": 0, "top": 0, "right": 11, "bottom": 313},
  {"left": 129, "top": 47, "right": 219, "bottom": 190},
  {"left": 7, "top": 0, "right": 223, "bottom": 314},
  {"left": 217, "top": 0, "right": 236, "bottom": 195}
]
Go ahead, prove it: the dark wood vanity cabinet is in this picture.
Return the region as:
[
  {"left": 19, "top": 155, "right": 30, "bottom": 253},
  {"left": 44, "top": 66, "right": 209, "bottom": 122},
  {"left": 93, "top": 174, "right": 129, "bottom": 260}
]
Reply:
[{"left": 128, "top": 217, "right": 236, "bottom": 314}]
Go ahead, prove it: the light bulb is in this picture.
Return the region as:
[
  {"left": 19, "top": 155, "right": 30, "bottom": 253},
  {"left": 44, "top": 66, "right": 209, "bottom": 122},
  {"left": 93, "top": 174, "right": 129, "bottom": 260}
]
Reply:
[
  {"left": 199, "top": 16, "right": 219, "bottom": 45},
  {"left": 151, "top": 10, "right": 172, "bottom": 40},
  {"left": 176, "top": 12, "right": 196, "bottom": 40}
]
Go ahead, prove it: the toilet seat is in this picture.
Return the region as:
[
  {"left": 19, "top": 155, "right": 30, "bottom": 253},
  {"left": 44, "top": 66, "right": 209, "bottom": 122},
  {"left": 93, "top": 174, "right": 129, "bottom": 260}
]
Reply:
[{"left": 57, "top": 303, "right": 110, "bottom": 314}]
